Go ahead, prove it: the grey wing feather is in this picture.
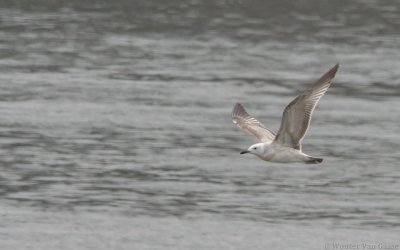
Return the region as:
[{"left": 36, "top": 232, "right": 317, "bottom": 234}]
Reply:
[
  {"left": 275, "top": 64, "right": 339, "bottom": 149},
  {"left": 232, "top": 103, "right": 276, "bottom": 143}
]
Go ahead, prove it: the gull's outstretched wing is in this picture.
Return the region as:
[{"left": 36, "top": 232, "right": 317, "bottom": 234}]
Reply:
[
  {"left": 232, "top": 103, "right": 276, "bottom": 143},
  {"left": 275, "top": 64, "right": 339, "bottom": 149}
]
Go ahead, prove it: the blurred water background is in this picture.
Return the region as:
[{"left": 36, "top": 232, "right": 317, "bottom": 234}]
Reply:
[{"left": 0, "top": 0, "right": 399, "bottom": 249}]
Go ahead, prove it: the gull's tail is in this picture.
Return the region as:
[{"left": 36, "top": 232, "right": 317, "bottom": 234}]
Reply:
[{"left": 305, "top": 157, "right": 323, "bottom": 164}]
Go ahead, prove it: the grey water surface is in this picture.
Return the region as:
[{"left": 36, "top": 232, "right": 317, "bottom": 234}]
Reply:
[{"left": 0, "top": 1, "right": 399, "bottom": 249}]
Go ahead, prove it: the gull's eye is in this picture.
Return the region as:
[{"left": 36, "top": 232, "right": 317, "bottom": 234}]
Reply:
[{"left": 254, "top": 147, "right": 257, "bottom": 150}]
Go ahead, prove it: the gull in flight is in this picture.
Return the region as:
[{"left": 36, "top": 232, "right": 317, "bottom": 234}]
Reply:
[{"left": 232, "top": 64, "right": 339, "bottom": 164}]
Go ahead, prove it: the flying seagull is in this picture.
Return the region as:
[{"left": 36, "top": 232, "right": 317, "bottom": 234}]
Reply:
[{"left": 232, "top": 64, "right": 339, "bottom": 164}]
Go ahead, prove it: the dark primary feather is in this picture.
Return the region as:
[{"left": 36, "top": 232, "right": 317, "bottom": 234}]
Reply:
[{"left": 231, "top": 103, "right": 276, "bottom": 143}]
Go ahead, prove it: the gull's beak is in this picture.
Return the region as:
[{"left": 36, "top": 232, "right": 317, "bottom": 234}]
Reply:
[{"left": 240, "top": 150, "right": 250, "bottom": 154}]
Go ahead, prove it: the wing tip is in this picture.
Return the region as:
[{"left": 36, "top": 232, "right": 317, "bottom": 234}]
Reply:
[
  {"left": 314, "top": 63, "right": 340, "bottom": 87},
  {"left": 232, "top": 102, "right": 245, "bottom": 117},
  {"left": 328, "top": 63, "right": 340, "bottom": 78},
  {"left": 233, "top": 102, "right": 243, "bottom": 109}
]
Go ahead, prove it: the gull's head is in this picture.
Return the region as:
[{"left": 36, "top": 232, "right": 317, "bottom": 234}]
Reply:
[{"left": 240, "top": 143, "right": 265, "bottom": 156}]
